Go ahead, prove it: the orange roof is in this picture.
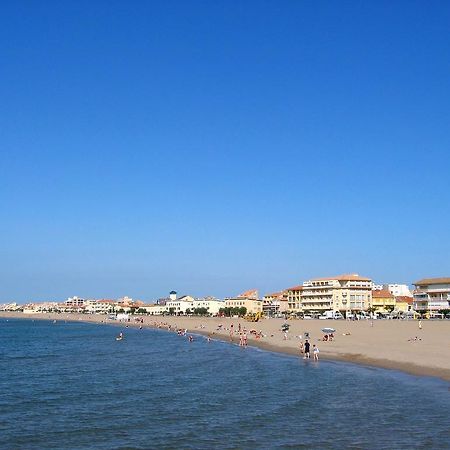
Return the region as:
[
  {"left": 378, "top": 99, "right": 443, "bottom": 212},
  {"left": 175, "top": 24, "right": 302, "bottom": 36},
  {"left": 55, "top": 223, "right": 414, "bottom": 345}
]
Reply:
[
  {"left": 396, "top": 296, "right": 413, "bottom": 304},
  {"left": 286, "top": 285, "right": 303, "bottom": 291},
  {"left": 264, "top": 291, "right": 283, "bottom": 297},
  {"left": 372, "top": 289, "right": 393, "bottom": 298},
  {"left": 237, "top": 289, "right": 258, "bottom": 299},
  {"left": 312, "top": 273, "right": 372, "bottom": 282},
  {"left": 413, "top": 277, "right": 450, "bottom": 286}
]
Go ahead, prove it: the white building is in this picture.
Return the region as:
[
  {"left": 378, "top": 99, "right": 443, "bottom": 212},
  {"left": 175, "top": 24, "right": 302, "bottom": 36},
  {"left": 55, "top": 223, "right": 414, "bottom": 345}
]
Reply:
[
  {"left": 192, "top": 297, "right": 224, "bottom": 316},
  {"left": 166, "top": 296, "right": 194, "bottom": 315},
  {"left": 142, "top": 304, "right": 167, "bottom": 315},
  {"left": 413, "top": 278, "right": 450, "bottom": 314},
  {"left": 372, "top": 283, "right": 412, "bottom": 297},
  {"left": 65, "top": 296, "right": 85, "bottom": 307},
  {"left": 84, "top": 300, "right": 115, "bottom": 314},
  {"left": 386, "top": 284, "right": 412, "bottom": 297},
  {"left": 302, "top": 274, "right": 373, "bottom": 314}
]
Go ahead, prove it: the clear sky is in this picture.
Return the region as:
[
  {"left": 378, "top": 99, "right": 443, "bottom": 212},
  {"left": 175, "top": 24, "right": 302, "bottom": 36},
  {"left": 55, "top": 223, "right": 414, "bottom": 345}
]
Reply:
[{"left": 1, "top": 1, "right": 449, "bottom": 302}]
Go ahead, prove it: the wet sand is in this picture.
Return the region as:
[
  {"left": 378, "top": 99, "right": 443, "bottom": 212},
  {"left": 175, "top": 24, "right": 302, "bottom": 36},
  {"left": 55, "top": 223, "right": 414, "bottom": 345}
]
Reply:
[{"left": 2, "top": 312, "right": 450, "bottom": 382}]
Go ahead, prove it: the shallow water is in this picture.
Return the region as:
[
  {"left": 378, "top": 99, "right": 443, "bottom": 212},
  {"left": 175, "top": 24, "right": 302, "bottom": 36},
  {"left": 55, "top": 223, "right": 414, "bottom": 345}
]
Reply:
[{"left": 1, "top": 318, "right": 449, "bottom": 449}]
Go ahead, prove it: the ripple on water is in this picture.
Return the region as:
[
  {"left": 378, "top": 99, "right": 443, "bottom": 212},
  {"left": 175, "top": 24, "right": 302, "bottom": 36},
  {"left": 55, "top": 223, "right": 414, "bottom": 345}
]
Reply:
[{"left": 0, "top": 318, "right": 449, "bottom": 450}]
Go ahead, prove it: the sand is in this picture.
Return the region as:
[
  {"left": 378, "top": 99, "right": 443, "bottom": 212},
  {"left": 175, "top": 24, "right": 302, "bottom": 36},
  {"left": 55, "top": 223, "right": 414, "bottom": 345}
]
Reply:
[{"left": 2, "top": 312, "right": 450, "bottom": 382}]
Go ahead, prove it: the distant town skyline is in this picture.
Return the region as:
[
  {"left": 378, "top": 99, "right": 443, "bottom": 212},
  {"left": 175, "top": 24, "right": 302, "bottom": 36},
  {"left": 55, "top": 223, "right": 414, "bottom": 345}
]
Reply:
[{"left": 1, "top": 1, "right": 449, "bottom": 302}]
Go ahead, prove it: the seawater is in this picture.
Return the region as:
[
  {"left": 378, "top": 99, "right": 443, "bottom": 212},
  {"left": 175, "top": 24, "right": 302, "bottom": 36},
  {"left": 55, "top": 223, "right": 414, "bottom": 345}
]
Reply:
[{"left": 1, "top": 319, "right": 449, "bottom": 450}]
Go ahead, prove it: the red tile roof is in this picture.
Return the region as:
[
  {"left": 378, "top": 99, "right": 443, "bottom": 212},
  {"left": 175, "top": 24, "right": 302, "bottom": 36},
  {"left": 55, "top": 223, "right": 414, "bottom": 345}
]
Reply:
[
  {"left": 237, "top": 289, "right": 258, "bottom": 299},
  {"left": 413, "top": 277, "right": 450, "bottom": 286},
  {"left": 395, "top": 296, "right": 413, "bottom": 304},
  {"left": 286, "top": 285, "right": 303, "bottom": 291},
  {"left": 312, "top": 273, "right": 372, "bottom": 282},
  {"left": 372, "top": 289, "right": 394, "bottom": 298}
]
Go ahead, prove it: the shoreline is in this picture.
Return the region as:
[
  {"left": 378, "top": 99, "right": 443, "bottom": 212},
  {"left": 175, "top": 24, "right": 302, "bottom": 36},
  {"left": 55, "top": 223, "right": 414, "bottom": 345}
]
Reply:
[{"left": 2, "top": 311, "right": 450, "bottom": 383}]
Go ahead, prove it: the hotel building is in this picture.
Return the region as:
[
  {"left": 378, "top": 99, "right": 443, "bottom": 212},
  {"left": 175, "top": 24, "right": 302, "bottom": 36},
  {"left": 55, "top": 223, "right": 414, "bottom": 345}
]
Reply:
[
  {"left": 413, "top": 278, "right": 450, "bottom": 314},
  {"left": 225, "top": 290, "right": 262, "bottom": 314},
  {"left": 286, "top": 286, "right": 303, "bottom": 313},
  {"left": 301, "top": 274, "right": 372, "bottom": 314}
]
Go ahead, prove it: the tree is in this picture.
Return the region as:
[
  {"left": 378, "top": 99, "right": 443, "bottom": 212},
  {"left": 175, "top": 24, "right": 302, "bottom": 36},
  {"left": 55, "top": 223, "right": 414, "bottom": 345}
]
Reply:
[
  {"left": 168, "top": 307, "right": 175, "bottom": 316},
  {"left": 385, "top": 305, "right": 395, "bottom": 313},
  {"left": 238, "top": 307, "right": 247, "bottom": 317}
]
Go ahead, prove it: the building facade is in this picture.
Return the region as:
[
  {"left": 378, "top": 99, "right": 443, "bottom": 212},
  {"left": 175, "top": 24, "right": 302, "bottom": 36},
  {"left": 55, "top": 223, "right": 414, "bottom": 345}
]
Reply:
[
  {"left": 413, "top": 278, "right": 450, "bottom": 314},
  {"left": 224, "top": 298, "right": 263, "bottom": 314},
  {"left": 371, "top": 289, "right": 395, "bottom": 313},
  {"left": 285, "top": 286, "right": 303, "bottom": 313},
  {"left": 301, "top": 274, "right": 372, "bottom": 314},
  {"left": 192, "top": 297, "right": 224, "bottom": 315}
]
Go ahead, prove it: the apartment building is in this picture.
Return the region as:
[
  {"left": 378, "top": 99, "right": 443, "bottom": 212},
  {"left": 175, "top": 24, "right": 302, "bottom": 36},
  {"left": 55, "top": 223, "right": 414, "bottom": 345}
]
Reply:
[
  {"left": 301, "top": 274, "right": 372, "bottom": 314},
  {"left": 263, "top": 291, "right": 287, "bottom": 316},
  {"left": 413, "top": 278, "right": 450, "bottom": 313},
  {"left": 371, "top": 289, "right": 395, "bottom": 313},
  {"left": 224, "top": 297, "right": 263, "bottom": 314},
  {"left": 285, "top": 286, "right": 303, "bottom": 313}
]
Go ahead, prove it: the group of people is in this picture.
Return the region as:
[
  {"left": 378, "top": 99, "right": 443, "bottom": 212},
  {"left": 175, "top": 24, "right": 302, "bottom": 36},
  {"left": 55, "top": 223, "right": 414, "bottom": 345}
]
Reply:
[{"left": 299, "top": 339, "right": 320, "bottom": 361}]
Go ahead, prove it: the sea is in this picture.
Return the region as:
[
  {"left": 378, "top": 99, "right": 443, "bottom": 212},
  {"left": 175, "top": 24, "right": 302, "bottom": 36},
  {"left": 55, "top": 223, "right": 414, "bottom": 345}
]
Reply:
[{"left": 1, "top": 318, "right": 449, "bottom": 450}]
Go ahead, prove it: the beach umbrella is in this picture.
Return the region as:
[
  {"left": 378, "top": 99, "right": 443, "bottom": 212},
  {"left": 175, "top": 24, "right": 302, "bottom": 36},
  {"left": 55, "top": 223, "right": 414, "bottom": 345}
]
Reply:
[{"left": 321, "top": 327, "right": 336, "bottom": 333}]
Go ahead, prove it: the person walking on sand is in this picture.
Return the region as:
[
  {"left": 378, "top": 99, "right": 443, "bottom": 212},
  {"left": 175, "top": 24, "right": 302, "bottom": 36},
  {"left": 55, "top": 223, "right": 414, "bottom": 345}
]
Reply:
[
  {"left": 313, "top": 344, "right": 319, "bottom": 361},
  {"left": 303, "top": 340, "right": 310, "bottom": 359},
  {"left": 419, "top": 319, "right": 422, "bottom": 330}
]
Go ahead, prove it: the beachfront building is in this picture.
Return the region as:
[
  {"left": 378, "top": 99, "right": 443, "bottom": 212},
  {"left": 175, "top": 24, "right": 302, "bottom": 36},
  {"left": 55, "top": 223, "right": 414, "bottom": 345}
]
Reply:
[
  {"left": 0, "top": 302, "right": 21, "bottom": 311},
  {"left": 263, "top": 291, "right": 287, "bottom": 316},
  {"left": 166, "top": 296, "right": 194, "bottom": 315},
  {"left": 394, "top": 296, "right": 414, "bottom": 313},
  {"left": 225, "top": 290, "right": 262, "bottom": 314},
  {"left": 413, "top": 278, "right": 450, "bottom": 315},
  {"left": 65, "top": 296, "right": 85, "bottom": 308},
  {"left": 192, "top": 297, "right": 224, "bottom": 316},
  {"left": 286, "top": 286, "right": 303, "bottom": 313},
  {"left": 371, "top": 289, "right": 395, "bottom": 314},
  {"left": 371, "top": 283, "right": 412, "bottom": 297},
  {"left": 301, "top": 274, "right": 373, "bottom": 315},
  {"left": 386, "top": 284, "right": 412, "bottom": 297},
  {"left": 142, "top": 304, "right": 167, "bottom": 315},
  {"left": 84, "top": 299, "right": 115, "bottom": 314}
]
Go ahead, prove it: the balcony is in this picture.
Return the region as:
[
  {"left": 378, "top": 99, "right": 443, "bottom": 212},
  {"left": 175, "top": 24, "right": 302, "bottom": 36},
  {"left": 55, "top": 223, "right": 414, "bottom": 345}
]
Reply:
[{"left": 301, "top": 298, "right": 332, "bottom": 304}]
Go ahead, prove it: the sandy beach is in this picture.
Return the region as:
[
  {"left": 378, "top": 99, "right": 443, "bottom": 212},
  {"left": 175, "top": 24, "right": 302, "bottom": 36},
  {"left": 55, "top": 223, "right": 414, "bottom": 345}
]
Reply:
[{"left": 2, "top": 312, "right": 450, "bottom": 382}]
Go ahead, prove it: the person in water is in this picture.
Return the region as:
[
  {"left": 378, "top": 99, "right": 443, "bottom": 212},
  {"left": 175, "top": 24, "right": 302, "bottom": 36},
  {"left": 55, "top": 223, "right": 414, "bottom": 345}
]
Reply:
[
  {"left": 303, "top": 340, "right": 310, "bottom": 359},
  {"left": 313, "top": 344, "right": 319, "bottom": 361}
]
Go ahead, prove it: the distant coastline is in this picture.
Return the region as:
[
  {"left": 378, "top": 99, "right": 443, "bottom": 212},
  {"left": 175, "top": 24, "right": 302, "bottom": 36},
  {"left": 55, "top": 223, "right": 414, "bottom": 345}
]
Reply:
[{"left": 1, "top": 311, "right": 450, "bottom": 383}]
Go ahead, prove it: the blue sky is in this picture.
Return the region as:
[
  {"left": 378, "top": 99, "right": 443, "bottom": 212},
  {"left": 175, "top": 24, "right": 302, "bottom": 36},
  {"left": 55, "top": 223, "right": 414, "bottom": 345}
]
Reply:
[{"left": 1, "top": 1, "right": 449, "bottom": 302}]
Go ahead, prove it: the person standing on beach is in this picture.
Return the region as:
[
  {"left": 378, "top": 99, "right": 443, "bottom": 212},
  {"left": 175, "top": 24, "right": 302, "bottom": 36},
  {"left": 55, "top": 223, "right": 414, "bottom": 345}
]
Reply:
[
  {"left": 419, "top": 319, "right": 423, "bottom": 330},
  {"left": 313, "top": 344, "right": 319, "bottom": 361},
  {"left": 304, "top": 340, "right": 310, "bottom": 359}
]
